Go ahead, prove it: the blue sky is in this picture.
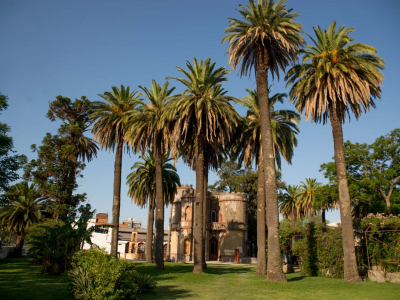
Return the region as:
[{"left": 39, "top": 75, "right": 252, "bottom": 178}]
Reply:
[{"left": 1, "top": 0, "right": 399, "bottom": 227}]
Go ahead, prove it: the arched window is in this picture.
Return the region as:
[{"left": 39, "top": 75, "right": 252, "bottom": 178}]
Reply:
[
  {"left": 185, "top": 206, "right": 192, "bottom": 220},
  {"left": 211, "top": 209, "right": 218, "bottom": 222},
  {"left": 184, "top": 238, "right": 190, "bottom": 254},
  {"left": 138, "top": 243, "right": 145, "bottom": 254}
]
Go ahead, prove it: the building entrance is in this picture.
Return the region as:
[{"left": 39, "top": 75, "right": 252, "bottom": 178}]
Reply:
[{"left": 209, "top": 237, "right": 218, "bottom": 260}]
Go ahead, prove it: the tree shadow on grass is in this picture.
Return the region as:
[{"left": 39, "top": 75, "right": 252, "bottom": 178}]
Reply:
[
  {"left": 139, "top": 285, "right": 192, "bottom": 299},
  {"left": 287, "top": 275, "right": 307, "bottom": 282},
  {"left": 135, "top": 262, "right": 252, "bottom": 279}
]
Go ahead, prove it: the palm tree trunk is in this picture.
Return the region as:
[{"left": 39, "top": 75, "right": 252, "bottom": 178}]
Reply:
[
  {"left": 146, "top": 199, "right": 155, "bottom": 263},
  {"left": 15, "top": 231, "right": 24, "bottom": 256},
  {"left": 202, "top": 159, "right": 208, "bottom": 269},
  {"left": 166, "top": 202, "right": 173, "bottom": 261},
  {"left": 310, "top": 211, "right": 314, "bottom": 223},
  {"left": 322, "top": 209, "right": 326, "bottom": 224},
  {"left": 256, "top": 48, "right": 286, "bottom": 282},
  {"left": 291, "top": 211, "right": 296, "bottom": 248},
  {"left": 154, "top": 136, "right": 165, "bottom": 270},
  {"left": 329, "top": 104, "right": 361, "bottom": 282},
  {"left": 193, "top": 134, "right": 205, "bottom": 273},
  {"left": 111, "top": 139, "right": 123, "bottom": 258},
  {"left": 255, "top": 157, "right": 266, "bottom": 275}
]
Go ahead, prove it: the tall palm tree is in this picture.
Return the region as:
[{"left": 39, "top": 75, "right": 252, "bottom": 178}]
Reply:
[
  {"left": 235, "top": 88, "right": 300, "bottom": 275},
  {"left": 0, "top": 182, "right": 45, "bottom": 256},
  {"left": 223, "top": 0, "right": 303, "bottom": 282},
  {"left": 285, "top": 21, "right": 384, "bottom": 282},
  {"left": 298, "top": 178, "right": 322, "bottom": 222},
  {"left": 126, "top": 80, "right": 175, "bottom": 270},
  {"left": 127, "top": 151, "right": 180, "bottom": 264},
  {"left": 90, "top": 85, "right": 144, "bottom": 257},
  {"left": 279, "top": 184, "right": 301, "bottom": 246},
  {"left": 167, "top": 58, "right": 240, "bottom": 273}
]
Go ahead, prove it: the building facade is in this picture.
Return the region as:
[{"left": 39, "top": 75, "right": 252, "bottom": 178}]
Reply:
[{"left": 170, "top": 184, "right": 248, "bottom": 262}]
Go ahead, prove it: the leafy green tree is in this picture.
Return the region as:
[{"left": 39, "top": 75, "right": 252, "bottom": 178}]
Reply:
[
  {"left": 28, "top": 208, "right": 99, "bottom": 275},
  {"left": 320, "top": 129, "right": 400, "bottom": 216},
  {"left": 0, "top": 182, "right": 45, "bottom": 256},
  {"left": 234, "top": 88, "right": 299, "bottom": 274},
  {"left": 314, "top": 184, "right": 339, "bottom": 223},
  {"left": 223, "top": 0, "right": 303, "bottom": 282},
  {"left": 126, "top": 80, "right": 176, "bottom": 270},
  {"left": 91, "top": 85, "right": 144, "bottom": 258},
  {"left": 286, "top": 21, "right": 384, "bottom": 282},
  {"left": 127, "top": 151, "right": 180, "bottom": 264},
  {"left": 24, "top": 133, "right": 87, "bottom": 215},
  {"left": 0, "top": 93, "right": 26, "bottom": 195},
  {"left": 46, "top": 95, "right": 98, "bottom": 162},
  {"left": 24, "top": 96, "right": 97, "bottom": 215},
  {"left": 167, "top": 58, "right": 240, "bottom": 273}
]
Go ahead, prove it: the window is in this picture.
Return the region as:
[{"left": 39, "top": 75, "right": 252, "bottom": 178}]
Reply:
[
  {"left": 185, "top": 206, "right": 192, "bottom": 220},
  {"left": 164, "top": 244, "right": 168, "bottom": 255},
  {"left": 184, "top": 239, "right": 190, "bottom": 254},
  {"left": 138, "top": 243, "right": 145, "bottom": 254},
  {"left": 211, "top": 209, "right": 218, "bottom": 222}
]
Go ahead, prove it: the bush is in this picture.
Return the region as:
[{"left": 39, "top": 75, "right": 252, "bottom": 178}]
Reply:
[
  {"left": 131, "top": 272, "right": 157, "bottom": 294},
  {"left": 293, "top": 222, "right": 345, "bottom": 278},
  {"left": 361, "top": 213, "right": 400, "bottom": 272},
  {"left": 69, "top": 248, "right": 156, "bottom": 299}
]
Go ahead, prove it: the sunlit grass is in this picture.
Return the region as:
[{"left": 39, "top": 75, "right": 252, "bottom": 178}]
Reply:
[{"left": 1, "top": 258, "right": 400, "bottom": 299}]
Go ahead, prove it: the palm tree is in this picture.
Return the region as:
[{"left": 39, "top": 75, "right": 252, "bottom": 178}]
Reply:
[
  {"left": 223, "top": 0, "right": 303, "bottom": 282},
  {"left": 167, "top": 58, "right": 240, "bottom": 273},
  {"left": 0, "top": 182, "right": 45, "bottom": 256},
  {"left": 235, "top": 88, "right": 300, "bottom": 275},
  {"left": 126, "top": 80, "right": 175, "bottom": 270},
  {"left": 127, "top": 151, "right": 180, "bottom": 264},
  {"left": 298, "top": 178, "right": 322, "bottom": 222},
  {"left": 279, "top": 184, "right": 301, "bottom": 246},
  {"left": 90, "top": 85, "right": 144, "bottom": 257},
  {"left": 285, "top": 21, "right": 384, "bottom": 282}
]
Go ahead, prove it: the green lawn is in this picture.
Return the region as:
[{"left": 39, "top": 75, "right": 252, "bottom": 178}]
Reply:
[
  {"left": 0, "top": 257, "right": 73, "bottom": 300},
  {"left": 2, "top": 258, "right": 400, "bottom": 300}
]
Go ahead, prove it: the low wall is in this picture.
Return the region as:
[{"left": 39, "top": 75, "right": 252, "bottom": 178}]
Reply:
[{"left": 368, "top": 266, "right": 400, "bottom": 283}]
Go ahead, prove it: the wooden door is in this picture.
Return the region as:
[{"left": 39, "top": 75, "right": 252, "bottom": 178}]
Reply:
[{"left": 209, "top": 237, "right": 218, "bottom": 260}]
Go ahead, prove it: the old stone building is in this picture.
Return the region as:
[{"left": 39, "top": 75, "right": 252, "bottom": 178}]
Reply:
[{"left": 170, "top": 184, "right": 248, "bottom": 262}]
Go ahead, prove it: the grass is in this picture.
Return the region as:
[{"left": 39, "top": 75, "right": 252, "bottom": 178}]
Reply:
[
  {"left": 1, "top": 258, "right": 400, "bottom": 299},
  {"left": 135, "top": 262, "right": 400, "bottom": 300},
  {"left": 0, "top": 257, "right": 73, "bottom": 300}
]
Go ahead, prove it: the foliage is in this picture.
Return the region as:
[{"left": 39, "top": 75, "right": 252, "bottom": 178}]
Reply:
[
  {"left": 0, "top": 182, "right": 46, "bottom": 256},
  {"left": 25, "top": 218, "right": 64, "bottom": 246},
  {"left": 235, "top": 88, "right": 300, "bottom": 170},
  {"left": 361, "top": 213, "right": 400, "bottom": 272},
  {"left": 70, "top": 248, "right": 155, "bottom": 299},
  {"left": 127, "top": 150, "right": 180, "bottom": 207},
  {"left": 27, "top": 208, "right": 99, "bottom": 275},
  {"left": 0, "top": 93, "right": 26, "bottom": 195},
  {"left": 320, "top": 129, "right": 400, "bottom": 217},
  {"left": 293, "top": 222, "right": 344, "bottom": 278},
  {"left": 23, "top": 133, "right": 87, "bottom": 215}
]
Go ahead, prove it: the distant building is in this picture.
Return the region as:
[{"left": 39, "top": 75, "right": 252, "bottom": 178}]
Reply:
[
  {"left": 84, "top": 214, "right": 167, "bottom": 259},
  {"left": 86, "top": 185, "right": 250, "bottom": 263},
  {"left": 121, "top": 218, "right": 142, "bottom": 229},
  {"left": 170, "top": 184, "right": 248, "bottom": 262}
]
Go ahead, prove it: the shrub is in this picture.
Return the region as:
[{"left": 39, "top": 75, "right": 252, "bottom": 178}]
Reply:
[
  {"left": 361, "top": 213, "right": 400, "bottom": 272},
  {"left": 70, "top": 248, "right": 156, "bottom": 299},
  {"left": 132, "top": 272, "right": 157, "bottom": 294},
  {"left": 293, "top": 222, "right": 345, "bottom": 278}
]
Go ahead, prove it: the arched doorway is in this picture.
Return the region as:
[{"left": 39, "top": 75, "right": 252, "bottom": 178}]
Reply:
[{"left": 209, "top": 237, "right": 218, "bottom": 260}]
